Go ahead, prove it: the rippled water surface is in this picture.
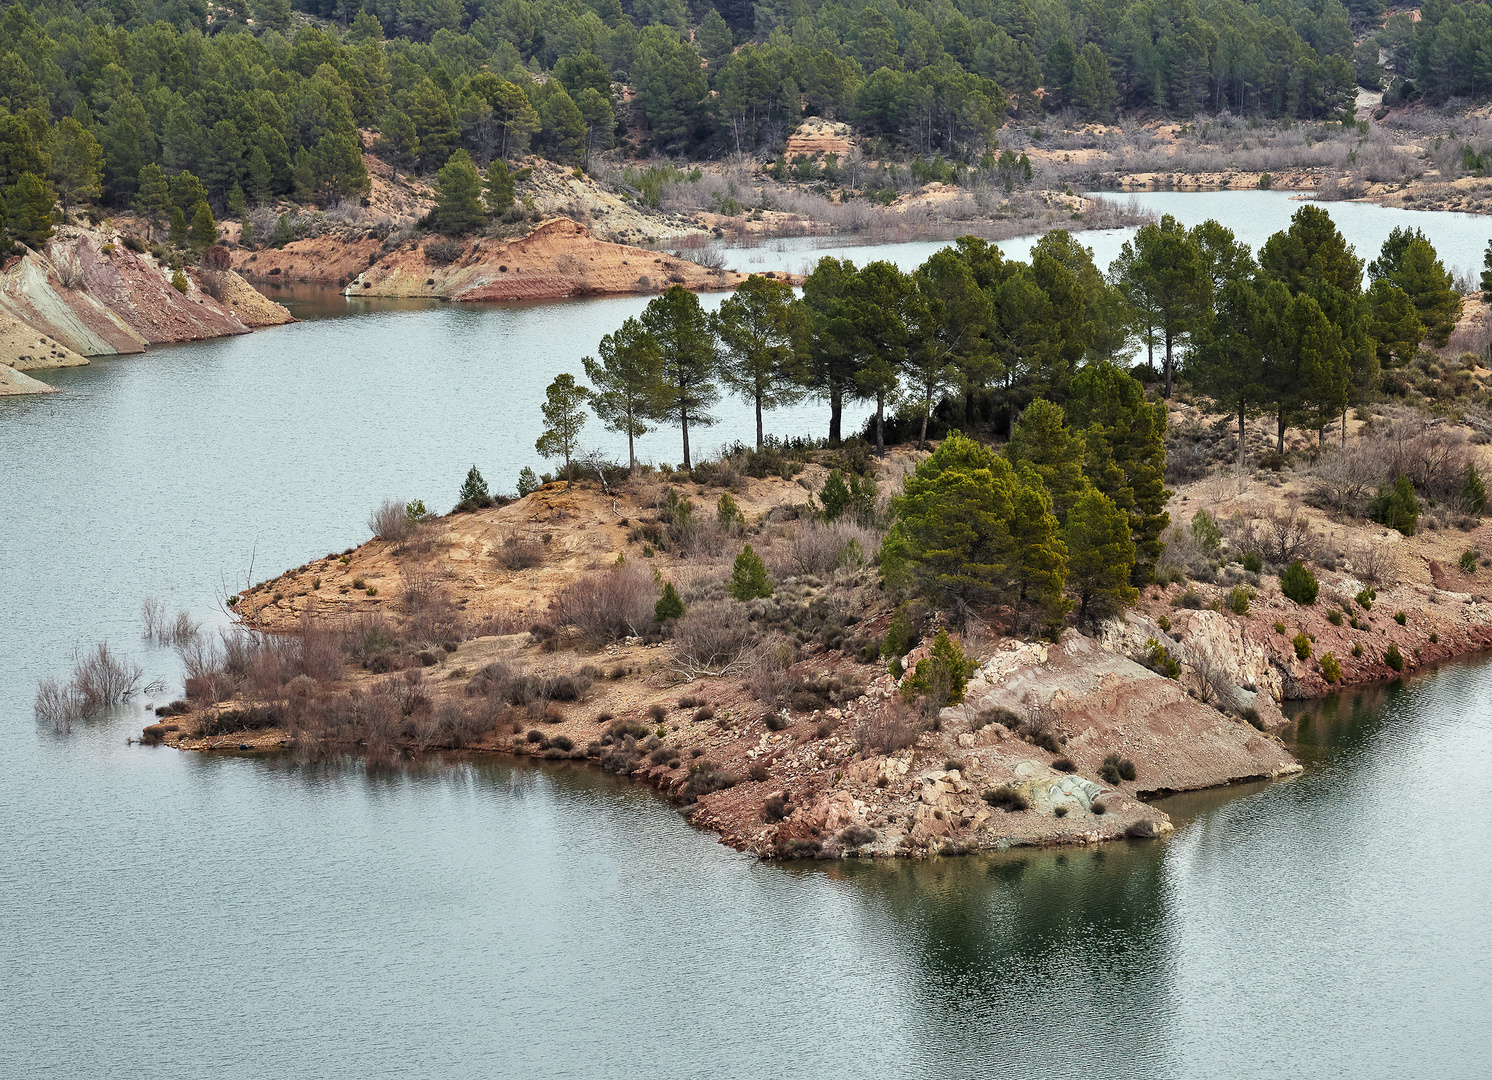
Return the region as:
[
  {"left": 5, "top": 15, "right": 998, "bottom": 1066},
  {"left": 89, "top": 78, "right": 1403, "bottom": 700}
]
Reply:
[{"left": 3, "top": 203, "right": 1490, "bottom": 1077}]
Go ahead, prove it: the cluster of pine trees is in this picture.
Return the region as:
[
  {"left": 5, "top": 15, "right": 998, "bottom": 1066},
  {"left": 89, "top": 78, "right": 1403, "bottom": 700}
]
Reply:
[
  {"left": 567, "top": 206, "right": 1457, "bottom": 488},
  {"left": 0, "top": 0, "right": 1408, "bottom": 228}
]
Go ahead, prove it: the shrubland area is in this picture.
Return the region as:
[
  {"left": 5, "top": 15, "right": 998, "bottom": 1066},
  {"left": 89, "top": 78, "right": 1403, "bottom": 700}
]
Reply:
[{"left": 38, "top": 193, "right": 1492, "bottom": 857}]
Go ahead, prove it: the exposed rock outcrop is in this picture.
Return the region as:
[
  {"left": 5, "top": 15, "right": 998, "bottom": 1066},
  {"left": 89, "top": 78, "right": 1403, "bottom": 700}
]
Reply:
[{"left": 0, "top": 226, "right": 293, "bottom": 362}]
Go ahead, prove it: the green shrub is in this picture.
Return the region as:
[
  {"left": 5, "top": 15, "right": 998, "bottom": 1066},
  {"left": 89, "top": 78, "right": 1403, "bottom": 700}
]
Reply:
[
  {"left": 1227, "top": 586, "right": 1253, "bottom": 615},
  {"left": 1385, "top": 643, "right": 1404, "bottom": 671},
  {"left": 1100, "top": 752, "right": 1137, "bottom": 784},
  {"left": 1320, "top": 652, "right": 1341, "bottom": 683},
  {"left": 1156, "top": 615, "right": 1172, "bottom": 631},
  {"left": 1144, "top": 637, "right": 1180, "bottom": 679},
  {"left": 1461, "top": 463, "right": 1486, "bottom": 516},
  {"left": 728, "top": 544, "right": 773, "bottom": 600},
  {"left": 1292, "top": 632, "right": 1311, "bottom": 660},
  {"left": 1351, "top": 642, "right": 1363, "bottom": 657},
  {"left": 881, "top": 610, "right": 916, "bottom": 659},
  {"left": 1242, "top": 707, "right": 1264, "bottom": 730},
  {"left": 654, "top": 582, "right": 684, "bottom": 621},
  {"left": 1242, "top": 551, "right": 1263, "bottom": 573},
  {"left": 1371, "top": 475, "right": 1419, "bottom": 536},
  {"left": 1394, "top": 610, "right": 1406, "bottom": 625},
  {"left": 517, "top": 466, "right": 540, "bottom": 496},
  {"left": 1429, "top": 631, "right": 1439, "bottom": 643},
  {"left": 1191, "top": 510, "right": 1222, "bottom": 553},
  {"left": 983, "top": 785, "right": 1029, "bottom": 811},
  {"left": 716, "top": 492, "right": 745, "bottom": 530},
  {"left": 902, "top": 630, "right": 975, "bottom": 706},
  {"left": 1327, "top": 609, "right": 1342, "bottom": 625},
  {"left": 1461, "top": 549, "right": 1479, "bottom": 574},
  {"left": 1280, "top": 561, "right": 1319, "bottom": 605},
  {"left": 1356, "top": 587, "right": 1375, "bottom": 611},
  {"left": 171, "top": 269, "right": 189, "bottom": 294},
  {"left": 1273, "top": 621, "right": 1286, "bottom": 635}
]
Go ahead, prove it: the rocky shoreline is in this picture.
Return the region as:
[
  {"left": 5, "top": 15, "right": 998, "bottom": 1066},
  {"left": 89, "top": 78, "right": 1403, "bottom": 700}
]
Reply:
[{"left": 140, "top": 439, "right": 1492, "bottom": 860}]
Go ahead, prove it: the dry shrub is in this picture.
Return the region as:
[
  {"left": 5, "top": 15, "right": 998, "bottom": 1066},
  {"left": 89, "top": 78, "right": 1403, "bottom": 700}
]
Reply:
[
  {"left": 368, "top": 498, "right": 414, "bottom": 547},
  {"left": 400, "top": 565, "right": 460, "bottom": 644},
  {"left": 495, "top": 533, "right": 545, "bottom": 570},
  {"left": 748, "top": 636, "right": 796, "bottom": 705},
  {"left": 71, "top": 642, "right": 143, "bottom": 716},
  {"left": 554, "top": 561, "right": 656, "bottom": 643},
  {"left": 769, "top": 519, "right": 883, "bottom": 579},
  {"left": 297, "top": 616, "right": 345, "bottom": 682},
  {"left": 856, "top": 699, "right": 920, "bottom": 753},
  {"left": 1307, "top": 447, "right": 1386, "bottom": 515},
  {"left": 673, "top": 600, "right": 757, "bottom": 676},
  {"left": 35, "top": 677, "right": 83, "bottom": 733}
]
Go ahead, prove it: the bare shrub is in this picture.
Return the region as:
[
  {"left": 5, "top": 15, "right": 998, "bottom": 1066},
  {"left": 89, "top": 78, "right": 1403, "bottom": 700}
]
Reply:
[
  {"left": 747, "top": 635, "right": 796, "bottom": 705},
  {"left": 35, "top": 677, "right": 83, "bottom": 733},
  {"left": 297, "top": 616, "right": 345, "bottom": 682},
  {"left": 70, "top": 642, "right": 143, "bottom": 716},
  {"left": 177, "top": 632, "right": 231, "bottom": 704},
  {"left": 1348, "top": 539, "right": 1398, "bottom": 585},
  {"left": 368, "top": 498, "right": 414, "bottom": 547},
  {"left": 770, "top": 519, "right": 884, "bottom": 578},
  {"left": 141, "top": 597, "right": 165, "bottom": 642},
  {"left": 423, "top": 238, "right": 465, "bottom": 264},
  {"left": 555, "top": 562, "right": 656, "bottom": 643},
  {"left": 1263, "top": 505, "right": 1318, "bottom": 565},
  {"left": 856, "top": 699, "right": 921, "bottom": 752},
  {"left": 1307, "top": 448, "right": 1384, "bottom": 515},
  {"left": 1180, "top": 642, "right": 1239, "bottom": 710},
  {"left": 495, "top": 533, "right": 545, "bottom": 570},
  {"left": 400, "top": 565, "right": 459, "bottom": 644},
  {"left": 673, "top": 601, "right": 757, "bottom": 677}
]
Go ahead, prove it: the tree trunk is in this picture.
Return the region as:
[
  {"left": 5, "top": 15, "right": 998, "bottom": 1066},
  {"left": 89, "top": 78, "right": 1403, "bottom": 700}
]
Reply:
[
  {"left": 875, "top": 391, "right": 885, "bottom": 456},
  {"left": 1342, "top": 406, "right": 1347, "bottom": 447},
  {"left": 681, "top": 404, "right": 691, "bottom": 471},
  {"left": 828, "top": 380, "right": 843, "bottom": 445},
  {"left": 1163, "top": 328, "right": 1174, "bottom": 398},
  {"left": 919, "top": 386, "right": 931, "bottom": 450},
  {"left": 965, "top": 387, "right": 975, "bottom": 427},
  {"left": 1238, "top": 402, "right": 1246, "bottom": 472},
  {"left": 755, "top": 391, "right": 764, "bottom": 450},
  {"left": 1277, "top": 410, "right": 1286, "bottom": 455}
]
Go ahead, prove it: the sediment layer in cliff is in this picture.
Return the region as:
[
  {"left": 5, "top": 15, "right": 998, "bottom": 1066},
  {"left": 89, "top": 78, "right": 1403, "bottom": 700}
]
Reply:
[{"left": 0, "top": 225, "right": 293, "bottom": 395}]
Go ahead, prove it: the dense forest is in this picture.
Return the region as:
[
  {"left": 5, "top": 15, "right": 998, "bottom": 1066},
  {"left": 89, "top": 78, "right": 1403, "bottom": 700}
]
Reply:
[{"left": 3, "top": 0, "right": 1490, "bottom": 227}]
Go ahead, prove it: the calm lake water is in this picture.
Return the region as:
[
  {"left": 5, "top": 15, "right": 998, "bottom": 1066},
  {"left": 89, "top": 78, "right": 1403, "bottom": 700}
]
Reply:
[{"left": 3, "top": 193, "right": 1490, "bottom": 1077}]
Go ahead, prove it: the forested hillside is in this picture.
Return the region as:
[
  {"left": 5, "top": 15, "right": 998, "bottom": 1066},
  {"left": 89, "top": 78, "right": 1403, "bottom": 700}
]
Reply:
[{"left": 0, "top": 0, "right": 1482, "bottom": 225}]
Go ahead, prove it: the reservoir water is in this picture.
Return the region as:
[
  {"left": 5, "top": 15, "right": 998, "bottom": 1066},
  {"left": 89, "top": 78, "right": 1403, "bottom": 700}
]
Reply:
[{"left": 3, "top": 192, "right": 1490, "bottom": 1077}]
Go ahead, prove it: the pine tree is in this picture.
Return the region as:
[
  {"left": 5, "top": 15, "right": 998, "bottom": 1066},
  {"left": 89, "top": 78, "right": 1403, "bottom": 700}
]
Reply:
[
  {"left": 432, "top": 149, "right": 485, "bottom": 234},
  {"left": 1111, "top": 214, "right": 1209, "bottom": 398},
  {"left": 583, "top": 316, "right": 665, "bottom": 471},
  {"left": 457, "top": 465, "right": 490, "bottom": 510},
  {"left": 168, "top": 206, "right": 187, "bottom": 247},
  {"left": 908, "top": 250, "right": 989, "bottom": 449},
  {"left": 245, "top": 146, "right": 272, "bottom": 205},
  {"left": 1005, "top": 399, "right": 1086, "bottom": 520},
  {"left": 1064, "top": 487, "right": 1138, "bottom": 624},
  {"left": 535, "top": 373, "right": 590, "bottom": 483},
  {"left": 712, "top": 274, "right": 806, "bottom": 449},
  {"left": 5, "top": 171, "right": 54, "bottom": 248},
  {"left": 641, "top": 285, "right": 719, "bottom": 470},
  {"left": 134, "top": 163, "right": 171, "bottom": 241},
  {"left": 347, "top": 9, "right": 384, "bottom": 44},
  {"left": 1009, "top": 466, "right": 1071, "bottom": 633},
  {"left": 226, "top": 183, "right": 247, "bottom": 218},
  {"left": 575, "top": 88, "right": 615, "bottom": 170},
  {"left": 728, "top": 544, "right": 773, "bottom": 600},
  {"left": 374, "top": 109, "right": 419, "bottom": 184},
  {"left": 1368, "top": 226, "right": 1459, "bottom": 348},
  {"left": 881, "top": 430, "right": 1022, "bottom": 609},
  {"left": 189, "top": 201, "right": 216, "bottom": 249},
  {"left": 483, "top": 159, "right": 515, "bottom": 215},
  {"left": 654, "top": 582, "right": 685, "bottom": 621},
  {"left": 46, "top": 117, "right": 102, "bottom": 219},
  {"left": 311, "top": 129, "right": 371, "bottom": 205},
  {"left": 1068, "top": 362, "right": 1170, "bottom": 585}
]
